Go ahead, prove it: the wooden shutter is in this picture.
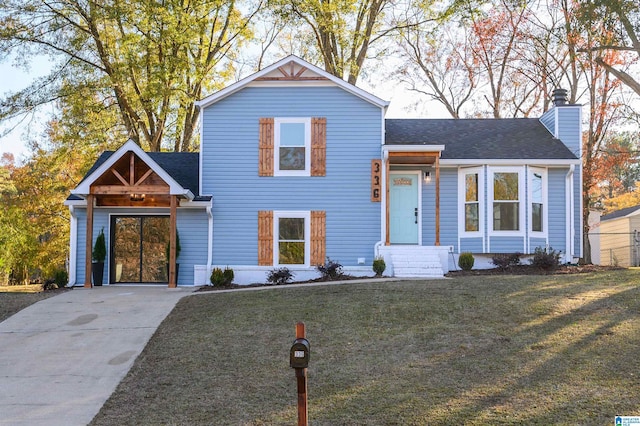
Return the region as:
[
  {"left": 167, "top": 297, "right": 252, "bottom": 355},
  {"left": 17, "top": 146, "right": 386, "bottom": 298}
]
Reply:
[
  {"left": 258, "top": 211, "right": 273, "bottom": 265},
  {"left": 311, "top": 117, "right": 326, "bottom": 176},
  {"left": 310, "top": 211, "right": 326, "bottom": 265},
  {"left": 259, "top": 118, "right": 274, "bottom": 176}
]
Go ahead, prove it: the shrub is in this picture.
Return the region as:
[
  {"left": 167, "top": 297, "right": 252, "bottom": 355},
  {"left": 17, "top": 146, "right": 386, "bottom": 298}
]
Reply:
[
  {"left": 373, "top": 256, "right": 386, "bottom": 276},
  {"left": 92, "top": 228, "right": 107, "bottom": 262},
  {"left": 316, "top": 257, "right": 343, "bottom": 280},
  {"left": 530, "top": 246, "right": 561, "bottom": 271},
  {"left": 267, "top": 267, "right": 294, "bottom": 285},
  {"left": 42, "top": 279, "right": 58, "bottom": 291},
  {"left": 223, "top": 267, "right": 234, "bottom": 285},
  {"left": 458, "top": 252, "right": 475, "bottom": 271},
  {"left": 53, "top": 269, "right": 68, "bottom": 287},
  {"left": 491, "top": 253, "right": 521, "bottom": 270},
  {"left": 210, "top": 267, "right": 227, "bottom": 287}
]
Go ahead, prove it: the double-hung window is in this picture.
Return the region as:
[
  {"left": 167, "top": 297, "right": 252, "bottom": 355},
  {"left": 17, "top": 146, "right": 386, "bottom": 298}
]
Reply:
[
  {"left": 274, "top": 211, "right": 310, "bottom": 265},
  {"left": 275, "top": 118, "right": 311, "bottom": 176},
  {"left": 459, "top": 168, "right": 483, "bottom": 235},
  {"left": 530, "top": 168, "right": 547, "bottom": 234},
  {"left": 491, "top": 168, "right": 523, "bottom": 233}
]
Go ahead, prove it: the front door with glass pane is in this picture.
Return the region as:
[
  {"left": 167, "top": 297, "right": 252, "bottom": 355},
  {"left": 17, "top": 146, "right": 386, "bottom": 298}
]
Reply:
[
  {"left": 110, "top": 216, "right": 170, "bottom": 283},
  {"left": 389, "top": 173, "right": 420, "bottom": 244}
]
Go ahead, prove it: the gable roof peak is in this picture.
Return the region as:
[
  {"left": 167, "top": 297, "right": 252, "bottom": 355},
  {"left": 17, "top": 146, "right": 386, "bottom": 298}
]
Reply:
[{"left": 195, "top": 55, "right": 389, "bottom": 109}]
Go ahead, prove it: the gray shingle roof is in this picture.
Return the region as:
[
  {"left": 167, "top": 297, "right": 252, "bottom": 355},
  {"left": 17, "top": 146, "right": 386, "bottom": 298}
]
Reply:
[
  {"left": 385, "top": 118, "right": 578, "bottom": 160},
  {"left": 75, "top": 151, "right": 204, "bottom": 198},
  {"left": 601, "top": 204, "right": 640, "bottom": 221}
]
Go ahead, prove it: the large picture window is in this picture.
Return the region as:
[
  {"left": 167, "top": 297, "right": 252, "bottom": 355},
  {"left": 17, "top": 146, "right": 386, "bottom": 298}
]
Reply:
[
  {"left": 274, "top": 211, "right": 310, "bottom": 265},
  {"left": 275, "top": 118, "right": 311, "bottom": 176},
  {"left": 491, "top": 169, "right": 522, "bottom": 232}
]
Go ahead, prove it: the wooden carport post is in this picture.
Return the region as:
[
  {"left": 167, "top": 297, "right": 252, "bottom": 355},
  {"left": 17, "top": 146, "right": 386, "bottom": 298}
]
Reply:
[
  {"left": 84, "top": 194, "right": 94, "bottom": 288},
  {"left": 168, "top": 195, "right": 177, "bottom": 288}
]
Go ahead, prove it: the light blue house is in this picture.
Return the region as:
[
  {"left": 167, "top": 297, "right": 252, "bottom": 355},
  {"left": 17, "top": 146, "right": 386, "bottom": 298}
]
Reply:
[{"left": 66, "top": 56, "right": 582, "bottom": 286}]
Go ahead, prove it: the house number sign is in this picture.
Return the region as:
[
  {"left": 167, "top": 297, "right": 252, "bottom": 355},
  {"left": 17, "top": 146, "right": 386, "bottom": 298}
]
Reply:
[{"left": 371, "top": 159, "right": 382, "bottom": 202}]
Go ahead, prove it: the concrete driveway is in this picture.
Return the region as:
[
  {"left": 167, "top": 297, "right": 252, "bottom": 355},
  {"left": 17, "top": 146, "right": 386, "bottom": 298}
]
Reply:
[{"left": 0, "top": 286, "right": 193, "bottom": 426}]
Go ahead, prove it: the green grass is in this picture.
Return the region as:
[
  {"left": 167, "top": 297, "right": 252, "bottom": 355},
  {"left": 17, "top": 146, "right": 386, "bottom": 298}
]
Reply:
[{"left": 91, "top": 271, "right": 640, "bottom": 425}]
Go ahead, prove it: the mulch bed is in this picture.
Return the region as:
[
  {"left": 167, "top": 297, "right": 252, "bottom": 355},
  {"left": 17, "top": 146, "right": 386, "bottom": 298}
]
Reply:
[
  {"left": 445, "top": 264, "right": 624, "bottom": 276},
  {"left": 197, "top": 264, "right": 625, "bottom": 292}
]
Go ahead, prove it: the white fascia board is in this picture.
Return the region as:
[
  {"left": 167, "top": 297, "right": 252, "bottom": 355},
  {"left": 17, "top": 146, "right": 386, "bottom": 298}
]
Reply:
[
  {"left": 383, "top": 145, "right": 445, "bottom": 153},
  {"left": 195, "top": 55, "right": 389, "bottom": 110},
  {"left": 439, "top": 158, "right": 581, "bottom": 166},
  {"left": 64, "top": 198, "right": 86, "bottom": 207},
  {"left": 70, "top": 139, "right": 193, "bottom": 199},
  {"left": 179, "top": 199, "right": 212, "bottom": 208}
]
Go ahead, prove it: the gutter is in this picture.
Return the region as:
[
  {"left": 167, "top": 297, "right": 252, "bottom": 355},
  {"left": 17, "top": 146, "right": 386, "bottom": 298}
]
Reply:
[
  {"left": 68, "top": 205, "right": 77, "bottom": 287},
  {"left": 206, "top": 204, "right": 213, "bottom": 283},
  {"left": 565, "top": 165, "right": 575, "bottom": 262}
]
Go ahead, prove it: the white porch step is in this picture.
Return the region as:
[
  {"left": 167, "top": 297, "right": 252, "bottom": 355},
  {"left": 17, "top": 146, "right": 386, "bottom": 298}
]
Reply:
[{"left": 388, "top": 248, "right": 445, "bottom": 278}]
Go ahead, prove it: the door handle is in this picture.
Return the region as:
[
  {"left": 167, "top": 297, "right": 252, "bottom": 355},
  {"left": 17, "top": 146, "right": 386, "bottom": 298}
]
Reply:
[{"left": 414, "top": 207, "right": 418, "bottom": 224}]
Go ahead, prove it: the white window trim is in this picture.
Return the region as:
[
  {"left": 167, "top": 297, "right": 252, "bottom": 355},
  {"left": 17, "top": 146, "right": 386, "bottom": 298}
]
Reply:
[
  {"left": 529, "top": 167, "right": 548, "bottom": 236},
  {"left": 458, "top": 167, "right": 484, "bottom": 238},
  {"left": 274, "top": 117, "right": 311, "bottom": 176},
  {"left": 273, "top": 211, "right": 311, "bottom": 266},
  {"left": 489, "top": 166, "right": 525, "bottom": 237}
]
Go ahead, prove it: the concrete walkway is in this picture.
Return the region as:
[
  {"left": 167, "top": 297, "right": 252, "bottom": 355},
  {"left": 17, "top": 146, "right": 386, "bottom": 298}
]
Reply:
[{"left": 0, "top": 286, "right": 193, "bottom": 426}]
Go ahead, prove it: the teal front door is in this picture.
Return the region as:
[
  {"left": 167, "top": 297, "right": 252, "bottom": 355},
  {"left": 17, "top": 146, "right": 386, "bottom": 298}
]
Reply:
[{"left": 389, "top": 173, "right": 419, "bottom": 244}]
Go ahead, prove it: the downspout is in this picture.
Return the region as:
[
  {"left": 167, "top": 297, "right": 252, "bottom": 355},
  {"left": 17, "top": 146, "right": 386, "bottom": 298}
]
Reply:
[
  {"left": 68, "top": 205, "right": 77, "bottom": 287},
  {"left": 566, "top": 165, "right": 575, "bottom": 263},
  {"left": 206, "top": 204, "right": 213, "bottom": 282}
]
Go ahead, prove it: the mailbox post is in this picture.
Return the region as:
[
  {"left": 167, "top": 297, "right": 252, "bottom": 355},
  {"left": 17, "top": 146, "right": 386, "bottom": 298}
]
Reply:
[{"left": 290, "top": 322, "right": 310, "bottom": 426}]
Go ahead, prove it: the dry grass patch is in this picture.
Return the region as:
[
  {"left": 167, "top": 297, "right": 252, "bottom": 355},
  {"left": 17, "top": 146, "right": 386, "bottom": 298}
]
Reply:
[
  {"left": 91, "top": 270, "right": 640, "bottom": 425},
  {"left": 0, "top": 285, "right": 63, "bottom": 323}
]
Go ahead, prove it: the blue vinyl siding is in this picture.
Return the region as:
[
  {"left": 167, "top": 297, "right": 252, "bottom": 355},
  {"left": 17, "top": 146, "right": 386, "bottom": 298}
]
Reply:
[
  {"left": 489, "top": 236, "right": 525, "bottom": 253},
  {"left": 74, "top": 207, "right": 208, "bottom": 285},
  {"left": 548, "top": 169, "right": 567, "bottom": 253},
  {"left": 460, "top": 238, "right": 483, "bottom": 252},
  {"left": 530, "top": 237, "right": 547, "bottom": 251},
  {"left": 202, "top": 86, "right": 382, "bottom": 266},
  {"left": 556, "top": 107, "right": 582, "bottom": 158},
  {"left": 437, "top": 168, "right": 458, "bottom": 249},
  {"left": 539, "top": 110, "right": 555, "bottom": 135}
]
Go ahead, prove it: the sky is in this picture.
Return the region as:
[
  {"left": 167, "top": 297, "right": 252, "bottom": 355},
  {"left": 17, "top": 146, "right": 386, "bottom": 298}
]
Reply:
[{"left": 0, "top": 55, "right": 434, "bottom": 162}]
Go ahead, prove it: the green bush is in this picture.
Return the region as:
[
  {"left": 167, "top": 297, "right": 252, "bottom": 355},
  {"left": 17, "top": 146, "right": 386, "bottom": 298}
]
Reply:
[
  {"left": 373, "top": 256, "right": 386, "bottom": 276},
  {"left": 223, "top": 267, "right": 234, "bottom": 285},
  {"left": 530, "top": 247, "right": 561, "bottom": 271},
  {"left": 92, "top": 228, "right": 106, "bottom": 262},
  {"left": 316, "top": 257, "right": 343, "bottom": 280},
  {"left": 165, "top": 230, "right": 181, "bottom": 262},
  {"left": 210, "top": 268, "right": 226, "bottom": 287},
  {"left": 458, "top": 252, "right": 475, "bottom": 271},
  {"left": 267, "top": 267, "right": 294, "bottom": 285},
  {"left": 54, "top": 269, "right": 68, "bottom": 287}
]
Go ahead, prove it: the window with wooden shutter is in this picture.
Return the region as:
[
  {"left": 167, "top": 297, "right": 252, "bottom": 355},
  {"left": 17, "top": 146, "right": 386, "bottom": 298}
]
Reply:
[
  {"left": 259, "top": 118, "right": 274, "bottom": 176},
  {"left": 311, "top": 118, "right": 326, "bottom": 176},
  {"left": 310, "top": 211, "right": 326, "bottom": 265},
  {"left": 258, "top": 211, "right": 273, "bottom": 265}
]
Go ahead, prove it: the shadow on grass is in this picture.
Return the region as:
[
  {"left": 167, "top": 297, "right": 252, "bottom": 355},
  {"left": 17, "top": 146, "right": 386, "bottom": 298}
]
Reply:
[{"left": 90, "top": 270, "right": 640, "bottom": 425}]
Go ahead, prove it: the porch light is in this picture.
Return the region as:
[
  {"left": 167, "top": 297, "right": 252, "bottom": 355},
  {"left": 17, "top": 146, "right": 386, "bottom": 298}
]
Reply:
[
  {"left": 423, "top": 171, "right": 432, "bottom": 183},
  {"left": 130, "top": 193, "right": 145, "bottom": 202}
]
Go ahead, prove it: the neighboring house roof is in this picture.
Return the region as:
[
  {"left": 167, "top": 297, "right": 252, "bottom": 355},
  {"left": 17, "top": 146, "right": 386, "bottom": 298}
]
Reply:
[
  {"left": 195, "top": 55, "right": 389, "bottom": 110},
  {"left": 68, "top": 140, "right": 208, "bottom": 202},
  {"left": 385, "top": 118, "right": 578, "bottom": 160},
  {"left": 601, "top": 204, "right": 640, "bottom": 222}
]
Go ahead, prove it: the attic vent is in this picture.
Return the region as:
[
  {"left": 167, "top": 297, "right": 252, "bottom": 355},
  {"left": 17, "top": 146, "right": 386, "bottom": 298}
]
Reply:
[{"left": 552, "top": 88, "right": 569, "bottom": 106}]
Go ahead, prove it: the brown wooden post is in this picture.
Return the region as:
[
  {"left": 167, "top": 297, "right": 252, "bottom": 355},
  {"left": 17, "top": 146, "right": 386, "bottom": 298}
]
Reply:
[
  {"left": 385, "top": 156, "right": 390, "bottom": 246},
  {"left": 295, "top": 322, "right": 308, "bottom": 426},
  {"left": 168, "top": 195, "right": 177, "bottom": 288},
  {"left": 435, "top": 155, "right": 440, "bottom": 246},
  {"left": 84, "top": 194, "right": 94, "bottom": 288}
]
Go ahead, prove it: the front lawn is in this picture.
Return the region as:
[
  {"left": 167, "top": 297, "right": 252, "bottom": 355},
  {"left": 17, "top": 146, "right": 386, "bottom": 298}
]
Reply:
[{"left": 91, "top": 270, "right": 640, "bottom": 425}]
